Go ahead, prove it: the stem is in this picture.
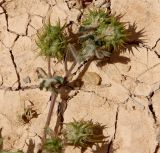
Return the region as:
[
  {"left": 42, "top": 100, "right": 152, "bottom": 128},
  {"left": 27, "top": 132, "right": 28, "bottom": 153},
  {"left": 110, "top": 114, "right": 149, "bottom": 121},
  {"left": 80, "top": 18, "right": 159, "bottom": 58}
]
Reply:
[
  {"left": 54, "top": 99, "right": 67, "bottom": 135},
  {"left": 64, "top": 52, "right": 69, "bottom": 75},
  {"left": 64, "top": 44, "right": 78, "bottom": 80},
  {"left": 42, "top": 93, "right": 57, "bottom": 142},
  {"left": 77, "top": 0, "right": 83, "bottom": 9},
  {"left": 48, "top": 57, "right": 52, "bottom": 77},
  {"left": 68, "top": 43, "right": 78, "bottom": 63},
  {"left": 65, "top": 61, "right": 76, "bottom": 80},
  {"left": 64, "top": 59, "right": 68, "bottom": 75}
]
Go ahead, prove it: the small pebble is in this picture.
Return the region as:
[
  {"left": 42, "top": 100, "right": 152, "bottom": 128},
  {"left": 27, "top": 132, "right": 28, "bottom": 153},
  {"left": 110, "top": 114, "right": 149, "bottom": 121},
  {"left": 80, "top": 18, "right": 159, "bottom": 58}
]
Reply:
[{"left": 82, "top": 72, "right": 102, "bottom": 85}]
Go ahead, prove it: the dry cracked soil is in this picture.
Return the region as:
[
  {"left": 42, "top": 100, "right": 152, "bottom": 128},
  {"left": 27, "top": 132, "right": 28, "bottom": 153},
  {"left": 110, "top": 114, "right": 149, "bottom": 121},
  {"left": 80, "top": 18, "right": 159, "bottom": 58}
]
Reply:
[{"left": 0, "top": 0, "right": 160, "bottom": 153}]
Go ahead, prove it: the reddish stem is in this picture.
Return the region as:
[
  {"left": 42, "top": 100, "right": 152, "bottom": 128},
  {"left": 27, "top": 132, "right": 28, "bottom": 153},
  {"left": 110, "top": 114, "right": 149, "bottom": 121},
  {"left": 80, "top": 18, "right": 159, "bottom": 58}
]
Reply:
[
  {"left": 48, "top": 57, "right": 52, "bottom": 77},
  {"left": 42, "top": 93, "right": 57, "bottom": 142}
]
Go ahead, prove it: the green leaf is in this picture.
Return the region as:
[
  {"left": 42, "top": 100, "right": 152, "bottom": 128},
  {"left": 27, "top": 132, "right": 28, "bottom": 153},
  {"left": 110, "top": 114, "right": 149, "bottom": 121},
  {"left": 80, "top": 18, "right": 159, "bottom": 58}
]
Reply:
[
  {"left": 39, "top": 76, "right": 64, "bottom": 93},
  {"left": 54, "top": 76, "right": 64, "bottom": 84}
]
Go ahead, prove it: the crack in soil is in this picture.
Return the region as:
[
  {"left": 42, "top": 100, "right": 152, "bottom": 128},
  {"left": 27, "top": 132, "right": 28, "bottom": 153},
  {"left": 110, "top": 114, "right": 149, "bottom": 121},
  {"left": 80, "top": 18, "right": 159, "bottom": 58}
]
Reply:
[
  {"left": 7, "top": 34, "right": 23, "bottom": 89},
  {"left": 80, "top": 88, "right": 109, "bottom": 100},
  {"left": 139, "top": 42, "right": 153, "bottom": 51},
  {"left": 25, "top": 14, "right": 31, "bottom": 36},
  {"left": 137, "top": 62, "right": 160, "bottom": 78},
  {"left": 154, "top": 51, "right": 160, "bottom": 58},
  {"left": 0, "top": 85, "right": 39, "bottom": 92},
  {"left": 126, "top": 39, "right": 160, "bottom": 61},
  {"left": 1, "top": 2, "right": 31, "bottom": 37},
  {"left": 147, "top": 94, "right": 157, "bottom": 123},
  {"left": 140, "top": 38, "right": 160, "bottom": 59},
  {"left": 1, "top": 2, "right": 9, "bottom": 31},
  {"left": 113, "top": 106, "right": 119, "bottom": 139},
  {"left": 0, "top": 0, "right": 6, "bottom": 6},
  {"left": 128, "top": 39, "right": 160, "bottom": 59},
  {"left": 152, "top": 38, "right": 160, "bottom": 50},
  {"left": 0, "top": 34, "right": 23, "bottom": 89},
  {"left": 9, "top": 49, "right": 21, "bottom": 89},
  {"left": 107, "top": 106, "right": 119, "bottom": 153},
  {"left": 148, "top": 103, "right": 157, "bottom": 123},
  {"left": 154, "top": 143, "right": 159, "bottom": 153}
]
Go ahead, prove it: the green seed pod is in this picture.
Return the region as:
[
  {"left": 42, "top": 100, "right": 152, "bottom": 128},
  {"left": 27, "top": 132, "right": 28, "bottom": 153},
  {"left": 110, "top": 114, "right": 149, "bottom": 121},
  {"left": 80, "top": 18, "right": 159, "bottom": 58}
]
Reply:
[
  {"left": 44, "top": 137, "right": 63, "bottom": 153},
  {"left": 79, "top": 9, "right": 127, "bottom": 60},
  {"left": 82, "top": 9, "right": 109, "bottom": 27},
  {"left": 63, "top": 120, "right": 99, "bottom": 148},
  {"left": 97, "top": 16, "right": 127, "bottom": 50},
  {"left": 36, "top": 21, "right": 67, "bottom": 60}
]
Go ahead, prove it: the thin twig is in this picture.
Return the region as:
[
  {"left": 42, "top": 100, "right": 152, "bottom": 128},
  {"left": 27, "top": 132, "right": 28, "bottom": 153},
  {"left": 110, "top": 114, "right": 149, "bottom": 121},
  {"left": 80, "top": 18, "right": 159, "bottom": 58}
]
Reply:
[
  {"left": 64, "top": 44, "right": 79, "bottom": 80},
  {"left": 68, "top": 43, "right": 79, "bottom": 62},
  {"left": 48, "top": 57, "right": 52, "bottom": 77},
  {"left": 64, "top": 56, "right": 68, "bottom": 75},
  {"left": 42, "top": 93, "right": 57, "bottom": 142},
  {"left": 77, "top": 0, "right": 83, "bottom": 9},
  {"left": 54, "top": 99, "right": 67, "bottom": 135},
  {"left": 65, "top": 61, "right": 77, "bottom": 80}
]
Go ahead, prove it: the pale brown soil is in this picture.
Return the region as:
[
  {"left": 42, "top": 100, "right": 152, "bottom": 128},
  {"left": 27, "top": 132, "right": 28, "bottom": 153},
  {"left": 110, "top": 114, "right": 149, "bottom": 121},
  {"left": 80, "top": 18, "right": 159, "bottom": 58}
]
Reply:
[{"left": 0, "top": 0, "right": 160, "bottom": 153}]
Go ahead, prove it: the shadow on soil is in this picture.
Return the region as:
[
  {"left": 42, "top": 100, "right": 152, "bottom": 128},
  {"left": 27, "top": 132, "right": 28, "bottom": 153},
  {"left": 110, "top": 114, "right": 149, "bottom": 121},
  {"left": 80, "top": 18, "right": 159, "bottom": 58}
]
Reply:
[
  {"left": 0, "top": 128, "right": 3, "bottom": 151},
  {"left": 96, "top": 21, "right": 145, "bottom": 67},
  {"left": 26, "top": 139, "right": 35, "bottom": 153}
]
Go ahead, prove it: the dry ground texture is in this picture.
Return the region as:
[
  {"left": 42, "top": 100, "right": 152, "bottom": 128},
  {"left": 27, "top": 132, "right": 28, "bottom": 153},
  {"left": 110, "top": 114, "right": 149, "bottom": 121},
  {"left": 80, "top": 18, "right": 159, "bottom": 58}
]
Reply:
[{"left": 0, "top": 0, "right": 160, "bottom": 153}]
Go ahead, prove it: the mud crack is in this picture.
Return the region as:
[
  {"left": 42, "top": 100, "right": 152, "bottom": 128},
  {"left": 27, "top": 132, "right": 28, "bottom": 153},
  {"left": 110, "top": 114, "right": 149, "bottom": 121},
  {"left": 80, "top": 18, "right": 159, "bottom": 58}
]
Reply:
[
  {"left": 25, "top": 14, "right": 31, "bottom": 36},
  {"left": 113, "top": 106, "right": 119, "bottom": 139},
  {"left": 80, "top": 88, "right": 107, "bottom": 100},
  {"left": 154, "top": 51, "right": 160, "bottom": 58},
  {"left": 153, "top": 143, "right": 159, "bottom": 153},
  {"left": 137, "top": 62, "right": 160, "bottom": 78},
  {"left": 152, "top": 38, "right": 160, "bottom": 50},
  {"left": 148, "top": 103, "right": 157, "bottom": 123},
  {"left": 139, "top": 38, "right": 160, "bottom": 59},
  {"left": 9, "top": 49, "right": 21, "bottom": 89},
  {"left": 0, "top": 85, "right": 39, "bottom": 92},
  {"left": 147, "top": 94, "right": 157, "bottom": 123},
  {"left": 1, "top": 2, "right": 31, "bottom": 36},
  {"left": 0, "top": 0, "right": 6, "bottom": 6},
  {"left": 0, "top": 34, "right": 23, "bottom": 89},
  {"left": 107, "top": 106, "right": 119, "bottom": 153},
  {"left": 1, "top": 1, "right": 9, "bottom": 30}
]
